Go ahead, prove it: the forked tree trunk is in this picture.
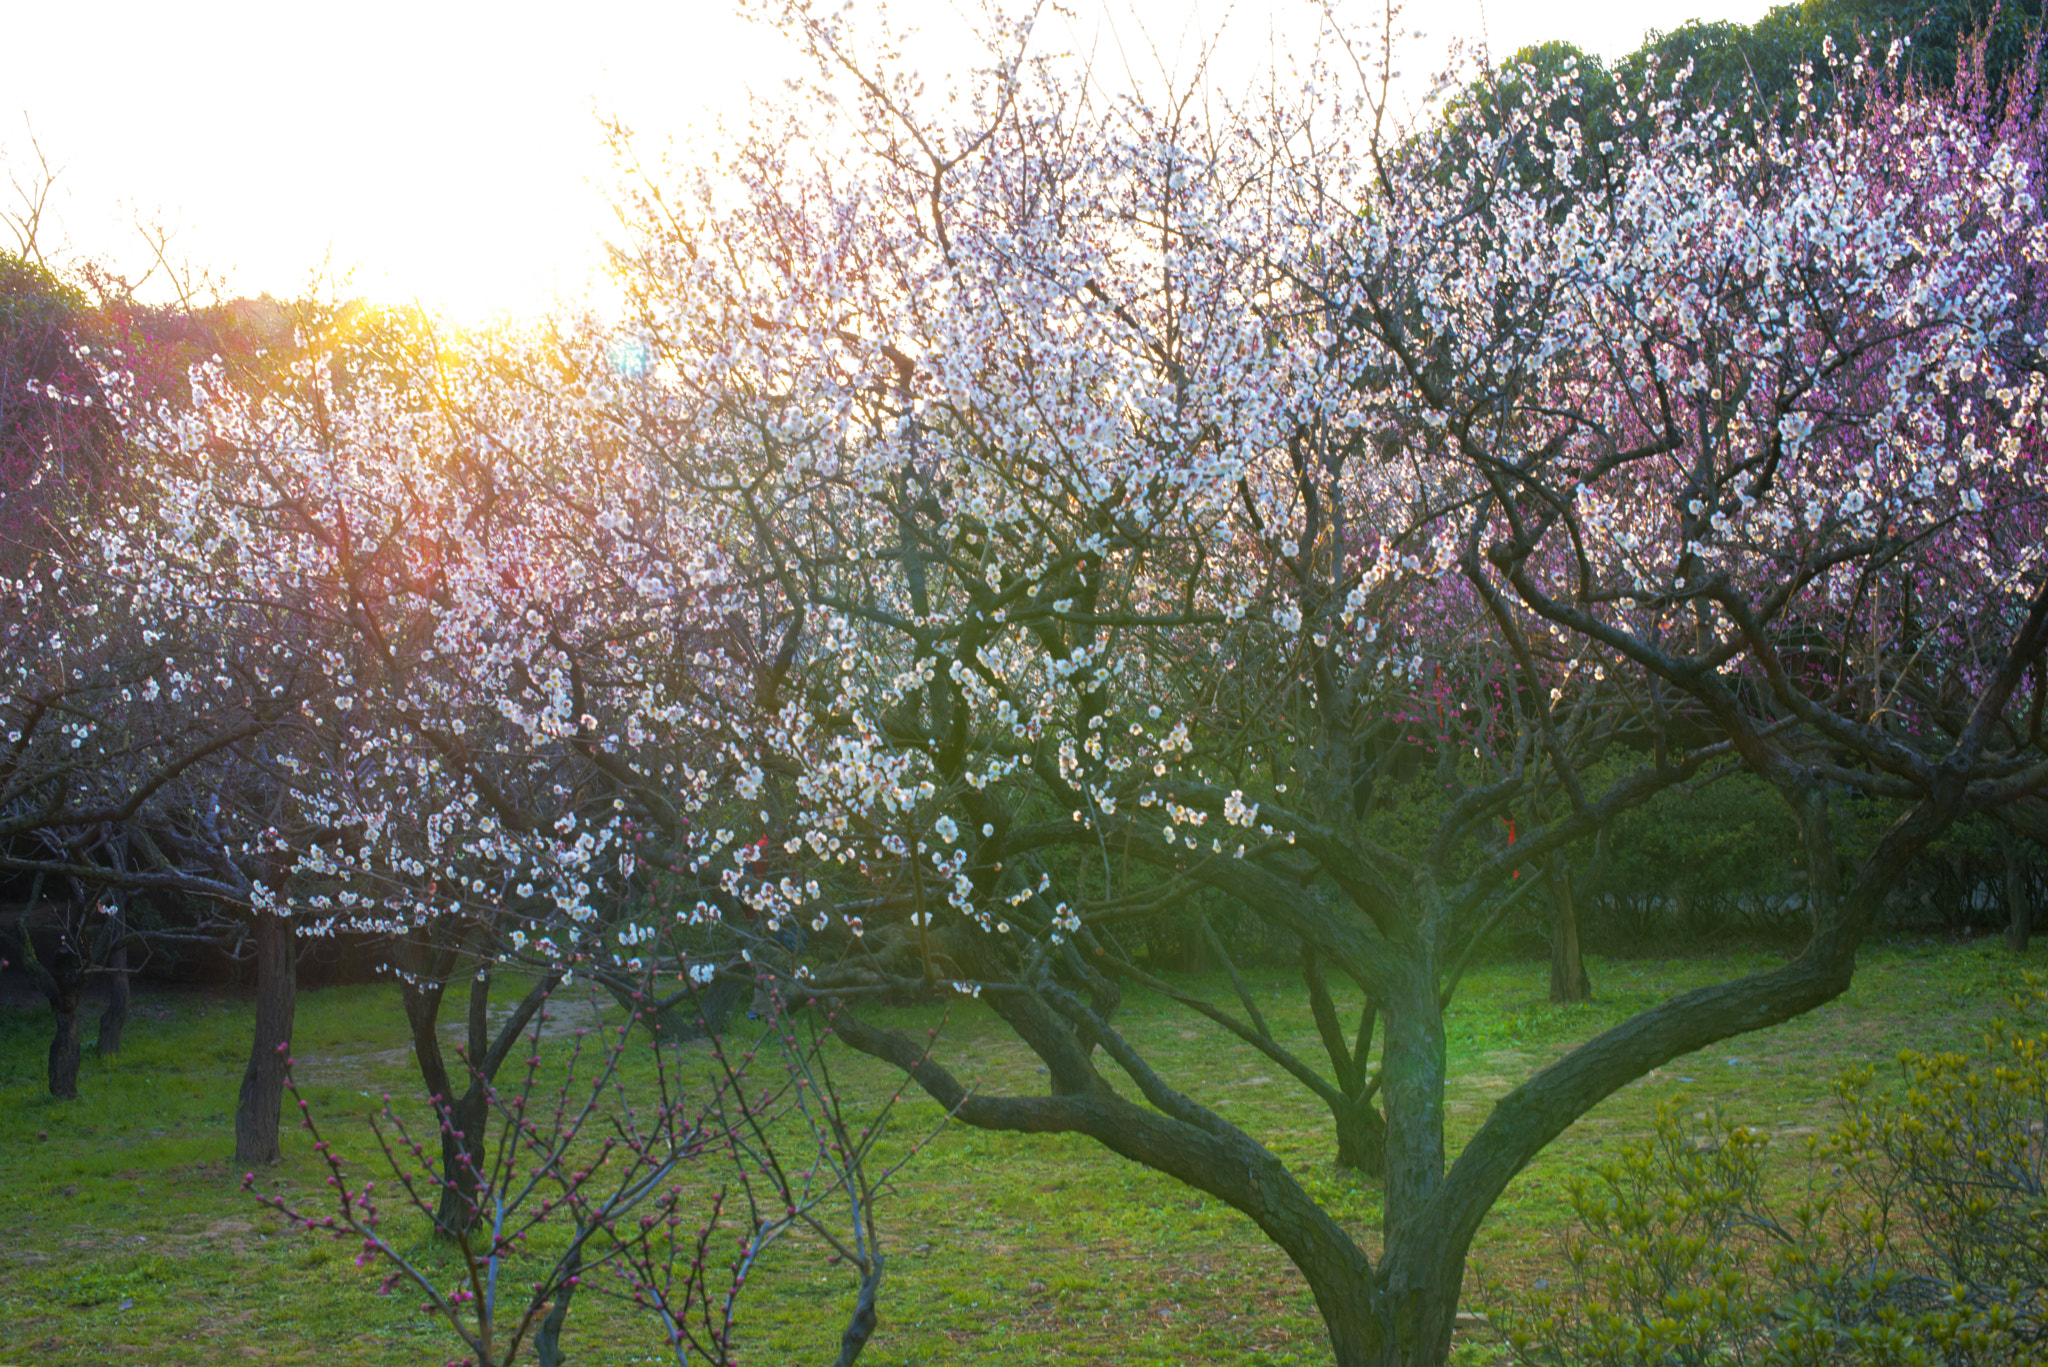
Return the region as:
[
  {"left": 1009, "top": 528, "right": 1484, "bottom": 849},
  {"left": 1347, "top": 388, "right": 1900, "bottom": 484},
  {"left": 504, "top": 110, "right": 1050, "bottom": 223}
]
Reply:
[
  {"left": 1368, "top": 1243, "right": 1462, "bottom": 1367},
  {"left": 234, "top": 909, "right": 297, "bottom": 1165},
  {"left": 825, "top": 752, "right": 1995, "bottom": 1367},
  {"left": 826, "top": 954, "right": 1445, "bottom": 1367},
  {"left": 397, "top": 940, "right": 559, "bottom": 1238},
  {"left": 1302, "top": 945, "right": 1387, "bottom": 1177},
  {"left": 398, "top": 964, "right": 472, "bottom": 1236}
]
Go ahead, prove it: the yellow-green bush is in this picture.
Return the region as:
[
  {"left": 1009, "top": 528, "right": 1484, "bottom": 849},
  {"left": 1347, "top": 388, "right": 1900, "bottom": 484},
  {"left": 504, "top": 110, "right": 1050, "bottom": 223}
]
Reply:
[{"left": 1491, "top": 979, "right": 2048, "bottom": 1365}]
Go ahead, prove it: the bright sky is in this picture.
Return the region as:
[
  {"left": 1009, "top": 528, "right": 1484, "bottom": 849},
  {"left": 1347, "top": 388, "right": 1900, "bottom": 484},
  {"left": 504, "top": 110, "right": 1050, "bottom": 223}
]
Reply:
[{"left": 5, "top": 0, "right": 1772, "bottom": 324}]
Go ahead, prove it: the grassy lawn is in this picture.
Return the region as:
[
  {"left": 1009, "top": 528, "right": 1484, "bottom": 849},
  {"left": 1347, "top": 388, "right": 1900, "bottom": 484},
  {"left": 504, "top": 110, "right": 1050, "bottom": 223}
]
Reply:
[{"left": 0, "top": 937, "right": 2030, "bottom": 1366}]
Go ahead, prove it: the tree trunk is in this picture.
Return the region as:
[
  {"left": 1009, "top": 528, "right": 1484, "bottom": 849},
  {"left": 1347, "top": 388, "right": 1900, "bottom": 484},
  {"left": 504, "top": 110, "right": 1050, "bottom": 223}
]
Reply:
[
  {"left": 832, "top": 1254, "right": 884, "bottom": 1367},
  {"left": 2001, "top": 824, "right": 2034, "bottom": 952},
  {"left": 1178, "top": 910, "right": 1209, "bottom": 972},
  {"left": 397, "top": 946, "right": 557, "bottom": 1237},
  {"left": 435, "top": 1085, "right": 490, "bottom": 1236},
  {"left": 827, "top": 987, "right": 1406, "bottom": 1367},
  {"left": 234, "top": 910, "right": 297, "bottom": 1166},
  {"left": 1370, "top": 1235, "right": 1463, "bottom": 1367},
  {"left": 47, "top": 976, "right": 83, "bottom": 1100},
  {"left": 534, "top": 1240, "right": 580, "bottom": 1367},
  {"left": 433, "top": 962, "right": 493, "bottom": 1237},
  {"left": 1335, "top": 1096, "right": 1387, "bottom": 1175},
  {"left": 1301, "top": 945, "right": 1386, "bottom": 1177},
  {"left": 397, "top": 959, "right": 474, "bottom": 1236},
  {"left": 1364, "top": 947, "right": 1459, "bottom": 1362},
  {"left": 1295, "top": 1246, "right": 1382, "bottom": 1367},
  {"left": 10, "top": 877, "right": 86, "bottom": 1099},
  {"left": 1792, "top": 784, "right": 1841, "bottom": 937},
  {"left": 96, "top": 940, "right": 130, "bottom": 1057},
  {"left": 19, "top": 940, "right": 85, "bottom": 1101},
  {"left": 1545, "top": 857, "right": 1592, "bottom": 1004}
]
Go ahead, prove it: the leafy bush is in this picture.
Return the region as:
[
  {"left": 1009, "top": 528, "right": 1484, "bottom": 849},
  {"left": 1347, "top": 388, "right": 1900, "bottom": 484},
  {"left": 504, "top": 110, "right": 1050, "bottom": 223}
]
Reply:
[
  {"left": 1578, "top": 773, "right": 1805, "bottom": 950},
  {"left": 1490, "top": 980, "right": 2048, "bottom": 1364}
]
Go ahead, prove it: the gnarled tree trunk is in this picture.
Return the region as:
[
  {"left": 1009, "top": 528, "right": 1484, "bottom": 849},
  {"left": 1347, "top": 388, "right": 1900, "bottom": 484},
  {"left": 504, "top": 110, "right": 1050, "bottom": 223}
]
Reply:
[{"left": 9, "top": 878, "right": 88, "bottom": 1099}]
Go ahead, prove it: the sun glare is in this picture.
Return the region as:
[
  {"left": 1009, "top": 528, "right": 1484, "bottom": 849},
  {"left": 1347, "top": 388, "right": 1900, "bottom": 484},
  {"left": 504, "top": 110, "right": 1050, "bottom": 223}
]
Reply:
[{"left": 6, "top": 0, "right": 1769, "bottom": 325}]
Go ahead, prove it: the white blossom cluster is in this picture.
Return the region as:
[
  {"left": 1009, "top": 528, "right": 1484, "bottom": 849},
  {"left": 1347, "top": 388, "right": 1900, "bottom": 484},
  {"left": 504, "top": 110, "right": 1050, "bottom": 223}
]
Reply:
[{"left": 24, "top": 34, "right": 2034, "bottom": 985}]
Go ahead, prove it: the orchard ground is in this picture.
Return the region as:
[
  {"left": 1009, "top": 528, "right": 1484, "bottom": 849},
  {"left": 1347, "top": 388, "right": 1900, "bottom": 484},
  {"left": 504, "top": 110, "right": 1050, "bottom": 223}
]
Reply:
[{"left": 0, "top": 939, "right": 2027, "bottom": 1366}]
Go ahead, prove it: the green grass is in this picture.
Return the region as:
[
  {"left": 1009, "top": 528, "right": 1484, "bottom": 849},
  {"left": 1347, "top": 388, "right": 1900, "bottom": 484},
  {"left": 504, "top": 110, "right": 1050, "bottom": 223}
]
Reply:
[{"left": 0, "top": 937, "right": 2029, "bottom": 1365}]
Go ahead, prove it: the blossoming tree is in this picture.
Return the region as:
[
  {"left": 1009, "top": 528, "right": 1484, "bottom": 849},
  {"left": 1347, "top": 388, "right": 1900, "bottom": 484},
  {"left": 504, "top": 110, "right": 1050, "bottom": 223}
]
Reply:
[
  {"left": 114, "top": 304, "right": 832, "bottom": 1220},
  {"left": 548, "top": 13, "right": 2047, "bottom": 1365}
]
